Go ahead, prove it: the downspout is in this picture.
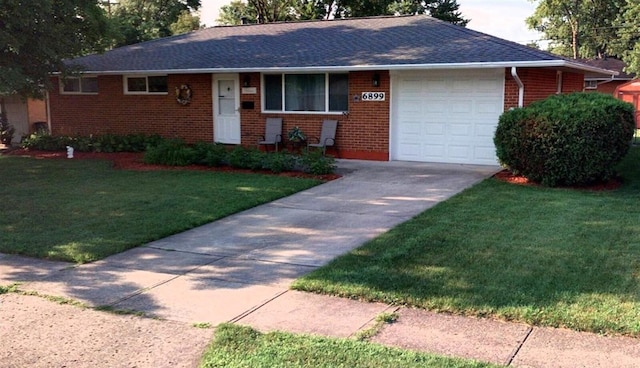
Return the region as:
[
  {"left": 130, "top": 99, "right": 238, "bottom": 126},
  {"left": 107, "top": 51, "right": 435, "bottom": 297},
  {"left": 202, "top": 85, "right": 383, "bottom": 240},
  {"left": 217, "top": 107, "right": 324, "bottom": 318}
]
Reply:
[
  {"left": 556, "top": 71, "right": 563, "bottom": 94},
  {"left": 45, "top": 90, "right": 52, "bottom": 132},
  {"left": 511, "top": 67, "right": 524, "bottom": 108}
]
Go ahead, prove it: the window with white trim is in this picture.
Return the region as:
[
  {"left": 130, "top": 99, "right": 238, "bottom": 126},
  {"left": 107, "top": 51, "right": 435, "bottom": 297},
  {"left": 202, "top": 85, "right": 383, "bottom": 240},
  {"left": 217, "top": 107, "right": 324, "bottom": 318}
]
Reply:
[
  {"left": 60, "top": 76, "right": 98, "bottom": 94},
  {"left": 124, "top": 75, "right": 168, "bottom": 94},
  {"left": 584, "top": 80, "right": 598, "bottom": 90},
  {"left": 263, "top": 73, "right": 348, "bottom": 113}
]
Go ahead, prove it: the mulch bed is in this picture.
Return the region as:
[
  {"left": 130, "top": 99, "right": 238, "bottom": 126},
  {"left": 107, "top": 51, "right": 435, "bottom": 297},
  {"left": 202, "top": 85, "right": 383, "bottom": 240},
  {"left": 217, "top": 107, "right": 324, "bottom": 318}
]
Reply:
[
  {"left": 2, "top": 148, "right": 342, "bottom": 181},
  {"left": 493, "top": 169, "right": 622, "bottom": 191}
]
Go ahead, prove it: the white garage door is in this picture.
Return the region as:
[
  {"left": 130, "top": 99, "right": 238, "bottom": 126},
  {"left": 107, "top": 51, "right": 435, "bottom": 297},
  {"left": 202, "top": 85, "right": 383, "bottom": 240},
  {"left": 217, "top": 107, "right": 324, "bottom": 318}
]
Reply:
[{"left": 391, "top": 69, "right": 504, "bottom": 165}]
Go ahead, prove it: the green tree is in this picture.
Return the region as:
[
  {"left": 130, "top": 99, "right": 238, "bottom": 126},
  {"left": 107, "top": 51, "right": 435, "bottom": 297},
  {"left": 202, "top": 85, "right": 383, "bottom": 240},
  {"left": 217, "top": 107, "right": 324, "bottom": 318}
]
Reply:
[
  {"left": 247, "top": 0, "right": 296, "bottom": 23},
  {"left": 526, "top": 0, "right": 623, "bottom": 59},
  {"left": 170, "top": 10, "right": 202, "bottom": 33},
  {"left": 426, "top": 0, "right": 468, "bottom": 26},
  {"left": 217, "top": 0, "right": 469, "bottom": 25},
  {"left": 610, "top": 2, "right": 640, "bottom": 74},
  {"left": 0, "top": 0, "right": 111, "bottom": 97},
  {"left": 110, "top": 0, "right": 202, "bottom": 46},
  {"left": 217, "top": 0, "right": 258, "bottom": 24}
]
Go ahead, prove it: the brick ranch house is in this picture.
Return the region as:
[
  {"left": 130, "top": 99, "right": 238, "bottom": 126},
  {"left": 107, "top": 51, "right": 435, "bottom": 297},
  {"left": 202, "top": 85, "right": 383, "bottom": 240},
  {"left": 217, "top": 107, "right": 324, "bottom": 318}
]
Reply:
[{"left": 48, "top": 15, "right": 614, "bottom": 165}]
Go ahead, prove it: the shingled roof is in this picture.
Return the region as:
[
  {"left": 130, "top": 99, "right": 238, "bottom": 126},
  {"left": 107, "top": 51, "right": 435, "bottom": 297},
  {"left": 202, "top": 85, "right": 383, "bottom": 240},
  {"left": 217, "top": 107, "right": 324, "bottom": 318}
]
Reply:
[{"left": 67, "top": 15, "right": 612, "bottom": 75}]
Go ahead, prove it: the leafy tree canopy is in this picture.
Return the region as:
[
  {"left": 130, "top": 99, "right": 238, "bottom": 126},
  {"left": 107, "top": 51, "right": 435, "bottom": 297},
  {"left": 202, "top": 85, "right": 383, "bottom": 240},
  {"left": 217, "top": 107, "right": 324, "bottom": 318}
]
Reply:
[
  {"left": 609, "top": 1, "right": 640, "bottom": 74},
  {"left": 0, "top": 0, "right": 111, "bottom": 97},
  {"left": 109, "top": 0, "right": 202, "bottom": 46},
  {"left": 526, "top": 0, "right": 623, "bottom": 59},
  {"left": 217, "top": 0, "right": 469, "bottom": 26}
]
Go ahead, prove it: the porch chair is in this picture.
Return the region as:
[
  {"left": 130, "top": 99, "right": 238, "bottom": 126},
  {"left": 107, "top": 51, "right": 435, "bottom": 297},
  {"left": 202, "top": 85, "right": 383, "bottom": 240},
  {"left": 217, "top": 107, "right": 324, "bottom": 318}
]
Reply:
[
  {"left": 307, "top": 119, "right": 338, "bottom": 156},
  {"left": 257, "top": 117, "right": 283, "bottom": 152}
]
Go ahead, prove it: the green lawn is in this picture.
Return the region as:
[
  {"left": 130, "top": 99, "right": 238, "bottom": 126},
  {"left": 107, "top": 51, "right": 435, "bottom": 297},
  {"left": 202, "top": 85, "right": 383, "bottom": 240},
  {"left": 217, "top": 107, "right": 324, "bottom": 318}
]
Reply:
[
  {"left": 293, "top": 147, "right": 640, "bottom": 336},
  {"left": 199, "top": 324, "right": 499, "bottom": 368},
  {"left": 0, "top": 156, "right": 321, "bottom": 263}
]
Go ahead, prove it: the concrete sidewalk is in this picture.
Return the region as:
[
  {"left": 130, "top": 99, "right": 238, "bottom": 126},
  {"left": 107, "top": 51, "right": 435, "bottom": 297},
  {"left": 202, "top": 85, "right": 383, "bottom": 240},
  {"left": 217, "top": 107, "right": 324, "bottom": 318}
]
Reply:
[{"left": 1, "top": 159, "right": 639, "bottom": 367}]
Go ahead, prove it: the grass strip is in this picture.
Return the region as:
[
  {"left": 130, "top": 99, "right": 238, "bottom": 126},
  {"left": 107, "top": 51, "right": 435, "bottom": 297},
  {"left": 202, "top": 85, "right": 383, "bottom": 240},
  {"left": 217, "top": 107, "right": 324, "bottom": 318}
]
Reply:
[{"left": 199, "top": 323, "right": 499, "bottom": 368}]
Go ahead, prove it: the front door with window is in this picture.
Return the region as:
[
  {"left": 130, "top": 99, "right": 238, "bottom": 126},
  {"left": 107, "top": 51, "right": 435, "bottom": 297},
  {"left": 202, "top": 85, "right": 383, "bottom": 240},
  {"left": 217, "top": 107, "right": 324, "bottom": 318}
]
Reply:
[{"left": 213, "top": 74, "right": 240, "bottom": 144}]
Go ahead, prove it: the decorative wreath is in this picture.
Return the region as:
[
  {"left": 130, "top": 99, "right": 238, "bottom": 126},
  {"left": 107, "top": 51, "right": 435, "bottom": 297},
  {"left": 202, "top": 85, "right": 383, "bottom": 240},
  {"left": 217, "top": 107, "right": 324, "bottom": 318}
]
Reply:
[{"left": 175, "top": 84, "right": 192, "bottom": 105}]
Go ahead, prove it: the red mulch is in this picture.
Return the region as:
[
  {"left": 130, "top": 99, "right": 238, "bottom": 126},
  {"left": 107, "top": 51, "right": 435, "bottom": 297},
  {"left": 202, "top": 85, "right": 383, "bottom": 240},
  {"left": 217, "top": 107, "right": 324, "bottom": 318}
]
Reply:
[
  {"left": 3, "top": 149, "right": 342, "bottom": 181},
  {"left": 493, "top": 169, "right": 622, "bottom": 191}
]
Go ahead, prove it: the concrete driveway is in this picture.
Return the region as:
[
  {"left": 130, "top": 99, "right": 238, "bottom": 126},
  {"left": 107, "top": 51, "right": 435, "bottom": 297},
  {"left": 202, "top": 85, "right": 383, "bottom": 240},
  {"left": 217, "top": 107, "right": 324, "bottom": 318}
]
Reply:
[{"left": 0, "top": 159, "right": 499, "bottom": 367}]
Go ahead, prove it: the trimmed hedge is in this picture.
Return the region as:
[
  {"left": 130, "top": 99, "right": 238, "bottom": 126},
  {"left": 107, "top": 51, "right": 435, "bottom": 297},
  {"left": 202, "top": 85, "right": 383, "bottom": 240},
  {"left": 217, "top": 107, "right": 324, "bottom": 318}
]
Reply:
[
  {"left": 494, "top": 93, "right": 635, "bottom": 187},
  {"left": 21, "top": 132, "right": 163, "bottom": 153},
  {"left": 145, "top": 141, "right": 335, "bottom": 175},
  {"left": 19, "top": 133, "right": 336, "bottom": 175}
]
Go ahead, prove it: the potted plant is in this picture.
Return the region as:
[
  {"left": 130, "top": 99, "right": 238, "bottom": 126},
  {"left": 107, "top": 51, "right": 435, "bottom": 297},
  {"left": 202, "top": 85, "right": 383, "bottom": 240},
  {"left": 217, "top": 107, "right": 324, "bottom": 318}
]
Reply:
[{"left": 287, "top": 126, "right": 306, "bottom": 142}]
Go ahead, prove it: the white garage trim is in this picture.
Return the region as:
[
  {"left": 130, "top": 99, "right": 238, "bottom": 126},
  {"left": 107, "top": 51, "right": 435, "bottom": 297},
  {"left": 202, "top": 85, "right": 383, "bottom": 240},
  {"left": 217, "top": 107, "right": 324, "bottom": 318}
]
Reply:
[{"left": 390, "top": 69, "right": 505, "bottom": 165}]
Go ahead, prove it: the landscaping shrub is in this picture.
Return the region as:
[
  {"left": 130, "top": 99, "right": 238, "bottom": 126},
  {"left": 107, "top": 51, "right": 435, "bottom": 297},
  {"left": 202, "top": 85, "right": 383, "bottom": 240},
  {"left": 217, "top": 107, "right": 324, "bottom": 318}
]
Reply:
[
  {"left": 494, "top": 93, "right": 635, "bottom": 186},
  {"left": 192, "top": 141, "right": 228, "bottom": 167},
  {"left": 21, "top": 132, "right": 72, "bottom": 151},
  {"left": 0, "top": 117, "right": 15, "bottom": 145},
  {"left": 143, "top": 139, "right": 196, "bottom": 166},
  {"left": 228, "top": 146, "right": 265, "bottom": 170},
  {"left": 21, "top": 132, "right": 163, "bottom": 153},
  {"left": 19, "top": 132, "right": 336, "bottom": 175},
  {"left": 300, "top": 149, "right": 336, "bottom": 175},
  {"left": 264, "top": 151, "right": 296, "bottom": 173}
]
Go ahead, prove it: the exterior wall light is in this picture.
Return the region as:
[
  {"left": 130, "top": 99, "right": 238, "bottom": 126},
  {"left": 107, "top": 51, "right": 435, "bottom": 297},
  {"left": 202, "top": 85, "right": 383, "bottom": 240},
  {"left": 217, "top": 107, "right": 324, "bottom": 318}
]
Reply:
[{"left": 372, "top": 73, "right": 380, "bottom": 87}]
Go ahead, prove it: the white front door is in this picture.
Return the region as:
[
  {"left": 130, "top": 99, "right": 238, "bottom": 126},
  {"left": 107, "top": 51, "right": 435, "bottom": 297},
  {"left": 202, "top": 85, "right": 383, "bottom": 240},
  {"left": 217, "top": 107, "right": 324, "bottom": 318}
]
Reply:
[{"left": 213, "top": 74, "right": 240, "bottom": 144}]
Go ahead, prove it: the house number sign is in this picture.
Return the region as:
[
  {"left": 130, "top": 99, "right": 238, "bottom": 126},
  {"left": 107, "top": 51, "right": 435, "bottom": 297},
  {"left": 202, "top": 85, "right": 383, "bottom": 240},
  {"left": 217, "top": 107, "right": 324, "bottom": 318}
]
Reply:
[{"left": 362, "top": 92, "right": 386, "bottom": 101}]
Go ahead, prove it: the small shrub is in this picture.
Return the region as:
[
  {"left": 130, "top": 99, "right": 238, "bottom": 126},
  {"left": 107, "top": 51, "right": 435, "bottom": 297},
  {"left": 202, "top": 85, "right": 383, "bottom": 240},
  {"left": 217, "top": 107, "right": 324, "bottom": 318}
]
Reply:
[
  {"left": 21, "top": 132, "right": 71, "bottom": 151},
  {"left": 143, "top": 139, "right": 196, "bottom": 166},
  {"left": 0, "top": 117, "right": 15, "bottom": 145},
  {"left": 192, "top": 142, "right": 228, "bottom": 167},
  {"left": 494, "top": 93, "right": 635, "bottom": 186},
  {"left": 228, "top": 146, "right": 265, "bottom": 170},
  {"left": 301, "top": 149, "right": 336, "bottom": 175},
  {"left": 264, "top": 151, "right": 296, "bottom": 173}
]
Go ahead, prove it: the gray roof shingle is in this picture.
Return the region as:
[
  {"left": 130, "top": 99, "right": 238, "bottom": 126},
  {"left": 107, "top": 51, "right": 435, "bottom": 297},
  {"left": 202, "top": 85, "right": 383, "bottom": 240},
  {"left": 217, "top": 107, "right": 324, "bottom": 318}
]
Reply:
[{"left": 66, "top": 15, "right": 606, "bottom": 74}]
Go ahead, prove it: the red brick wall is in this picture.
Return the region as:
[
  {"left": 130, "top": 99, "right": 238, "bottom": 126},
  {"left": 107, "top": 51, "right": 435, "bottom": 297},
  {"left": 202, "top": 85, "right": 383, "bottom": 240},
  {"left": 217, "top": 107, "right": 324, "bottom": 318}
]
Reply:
[
  {"left": 49, "top": 74, "right": 214, "bottom": 142},
  {"left": 49, "top": 68, "right": 585, "bottom": 162},
  {"left": 239, "top": 70, "right": 390, "bottom": 160},
  {"left": 588, "top": 80, "right": 626, "bottom": 95},
  {"left": 504, "top": 68, "right": 585, "bottom": 110}
]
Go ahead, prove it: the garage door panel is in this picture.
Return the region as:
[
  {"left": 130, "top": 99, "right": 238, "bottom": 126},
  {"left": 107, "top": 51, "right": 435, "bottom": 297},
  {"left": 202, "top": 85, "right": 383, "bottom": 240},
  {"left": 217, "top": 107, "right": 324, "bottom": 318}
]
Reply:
[
  {"left": 450, "top": 123, "right": 472, "bottom": 136},
  {"left": 424, "top": 144, "right": 446, "bottom": 159},
  {"left": 399, "top": 121, "right": 422, "bottom": 136},
  {"left": 451, "top": 101, "right": 473, "bottom": 114},
  {"left": 425, "top": 100, "right": 449, "bottom": 113},
  {"left": 448, "top": 145, "right": 472, "bottom": 160},
  {"left": 425, "top": 122, "right": 446, "bottom": 136},
  {"left": 394, "top": 69, "right": 503, "bottom": 165}
]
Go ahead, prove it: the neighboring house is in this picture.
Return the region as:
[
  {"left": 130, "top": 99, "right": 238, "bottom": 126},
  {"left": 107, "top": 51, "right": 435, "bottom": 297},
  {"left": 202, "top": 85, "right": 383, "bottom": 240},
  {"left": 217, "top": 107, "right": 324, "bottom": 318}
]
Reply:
[
  {"left": 49, "top": 15, "right": 614, "bottom": 165},
  {"left": 615, "top": 81, "right": 640, "bottom": 129},
  {"left": 0, "top": 95, "right": 48, "bottom": 144},
  {"left": 580, "top": 58, "right": 635, "bottom": 95}
]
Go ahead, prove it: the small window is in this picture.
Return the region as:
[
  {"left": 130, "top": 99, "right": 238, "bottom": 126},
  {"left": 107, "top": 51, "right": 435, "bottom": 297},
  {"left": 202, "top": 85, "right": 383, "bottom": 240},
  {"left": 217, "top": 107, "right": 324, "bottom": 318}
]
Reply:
[
  {"left": 124, "top": 75, "right": 168, "bottom": 94},
  {"left": 60, "top": 76, "right": 98, "bottom": 94},
  {"left": 584, "top": 80, "right": 598, "bottom": 90}
]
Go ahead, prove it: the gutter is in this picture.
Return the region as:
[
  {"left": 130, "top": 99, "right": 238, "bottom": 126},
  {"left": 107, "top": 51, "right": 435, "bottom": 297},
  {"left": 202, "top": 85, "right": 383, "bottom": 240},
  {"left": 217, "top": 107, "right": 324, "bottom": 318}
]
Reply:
[
  {"left": 57, "top": 60, "right": 620, "bottom": 77},
  {"left": 511, "top": 67, "right": 524, "bottom": 108}
]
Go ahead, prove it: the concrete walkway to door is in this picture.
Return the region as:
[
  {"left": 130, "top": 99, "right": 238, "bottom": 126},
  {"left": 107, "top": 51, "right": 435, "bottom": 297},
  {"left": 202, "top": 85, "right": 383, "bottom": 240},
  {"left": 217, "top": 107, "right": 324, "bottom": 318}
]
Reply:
[{"left": 2, "top": 159, "right": 639, "bottom": 367}]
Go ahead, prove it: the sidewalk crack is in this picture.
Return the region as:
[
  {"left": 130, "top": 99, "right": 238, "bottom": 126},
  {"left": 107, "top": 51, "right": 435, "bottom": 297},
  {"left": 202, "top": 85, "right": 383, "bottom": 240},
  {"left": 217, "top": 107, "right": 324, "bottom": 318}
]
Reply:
[{"left": 506, "top": 326, "right": 534, "bottom": 366}]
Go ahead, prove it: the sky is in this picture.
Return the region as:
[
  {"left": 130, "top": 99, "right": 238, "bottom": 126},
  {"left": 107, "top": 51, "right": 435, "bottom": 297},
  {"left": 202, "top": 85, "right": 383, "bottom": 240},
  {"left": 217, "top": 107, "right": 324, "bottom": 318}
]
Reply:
[{"left": 199, "top": 0, "right": 543, "bottom": 45}]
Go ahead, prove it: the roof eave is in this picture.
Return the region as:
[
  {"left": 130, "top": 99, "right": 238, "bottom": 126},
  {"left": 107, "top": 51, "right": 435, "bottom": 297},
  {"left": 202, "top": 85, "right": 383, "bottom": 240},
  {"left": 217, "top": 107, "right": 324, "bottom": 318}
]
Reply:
[{"left": 58, "top": 60, "right": 618, "bottom": 76}]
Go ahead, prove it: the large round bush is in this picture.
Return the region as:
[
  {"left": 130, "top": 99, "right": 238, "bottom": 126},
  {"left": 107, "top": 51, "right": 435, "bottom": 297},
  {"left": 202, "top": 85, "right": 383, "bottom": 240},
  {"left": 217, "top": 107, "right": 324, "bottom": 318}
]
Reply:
[{"left": 494, "top": 93, "right": 635, "bottom": 187}]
